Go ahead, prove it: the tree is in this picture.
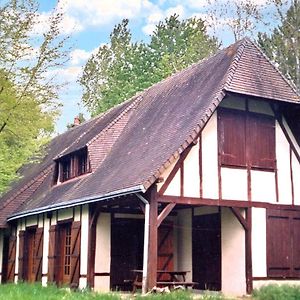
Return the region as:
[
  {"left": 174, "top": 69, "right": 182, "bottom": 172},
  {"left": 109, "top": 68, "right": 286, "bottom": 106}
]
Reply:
[
  {"left": 0, "top": 0, "right": 70, "bottom": 194},
  {"left": 258, "top": 0, "right": 300, "bottom": 92},
  {"left": 205, "top": 0, "right": 265, "bottom": 42},
  {"left": 79, "top": 15, "right": 219, "bottom": 115}
]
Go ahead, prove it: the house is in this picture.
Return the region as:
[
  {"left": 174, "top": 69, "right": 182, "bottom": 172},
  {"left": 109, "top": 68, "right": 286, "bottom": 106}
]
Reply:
[{"left": 0, "top": 38, "right": 300, "bottom": 296}]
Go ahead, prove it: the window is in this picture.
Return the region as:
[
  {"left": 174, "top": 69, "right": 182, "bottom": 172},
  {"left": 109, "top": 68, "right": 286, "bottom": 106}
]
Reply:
[
  {"left": 56, "top": 148, "right": 90, "bottom": 183},
  {"left": 218, "top": 108, "right": 275, "bottom": 170},
  {"left": 267, "top": 209, "right": 300, "bottom": 278}
]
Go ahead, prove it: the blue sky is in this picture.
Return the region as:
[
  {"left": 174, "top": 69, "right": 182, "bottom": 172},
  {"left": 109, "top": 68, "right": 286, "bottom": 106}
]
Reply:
[{"left": 36, "top": 0, "right": 280, "bottom": 133}]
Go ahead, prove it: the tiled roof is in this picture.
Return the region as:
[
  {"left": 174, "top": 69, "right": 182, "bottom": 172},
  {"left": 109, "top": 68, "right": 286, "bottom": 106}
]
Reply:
[{"left": 2, "top": 38, "right": 300, "bottom": 225}]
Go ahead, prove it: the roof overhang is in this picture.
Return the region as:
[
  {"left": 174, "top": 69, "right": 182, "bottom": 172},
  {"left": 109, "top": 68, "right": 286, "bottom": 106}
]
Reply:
[{"left": 7, "top": 184, "right": 146, "bottom": 222}]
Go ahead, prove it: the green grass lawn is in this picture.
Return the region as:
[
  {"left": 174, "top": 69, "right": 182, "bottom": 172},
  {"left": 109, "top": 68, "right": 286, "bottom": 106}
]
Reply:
[{"left": 0, "top": 283, "right": 228, "bottom": 300}]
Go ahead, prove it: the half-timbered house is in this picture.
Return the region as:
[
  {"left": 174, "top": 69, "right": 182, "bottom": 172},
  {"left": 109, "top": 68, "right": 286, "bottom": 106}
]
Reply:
[{"left": 0, "top": 38, "right": 300, "bottom": 296}]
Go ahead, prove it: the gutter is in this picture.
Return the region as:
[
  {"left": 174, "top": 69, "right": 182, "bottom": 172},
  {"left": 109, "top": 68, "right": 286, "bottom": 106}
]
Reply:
[
  {"left": 7, "top": 184, "right": 146, "bottom": 222},
  {"left": 136, "top": 193, "right": 150, "bottom": 294}
]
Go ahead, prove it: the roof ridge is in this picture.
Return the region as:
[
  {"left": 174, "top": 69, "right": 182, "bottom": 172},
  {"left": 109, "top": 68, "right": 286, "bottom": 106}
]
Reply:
[
  {"left": 250, "top": 39, "right": 300, "bottom": 99},
  {"left": 223, "top": 38, "right": 248, "bottom": 91}
]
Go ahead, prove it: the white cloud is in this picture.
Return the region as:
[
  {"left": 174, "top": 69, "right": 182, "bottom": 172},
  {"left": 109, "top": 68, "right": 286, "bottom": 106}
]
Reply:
[
  {"left": 31, "top": 11, "right": 83, "bottom": 36},
  {"left": 70, "top": 48, "right": 97, "bottom": 65},
  {"left": 59, "top": 0, "right": 157, "bottom": 30},
  {"left": 142, "top": 4, "right": 186, "bottom": 35}
]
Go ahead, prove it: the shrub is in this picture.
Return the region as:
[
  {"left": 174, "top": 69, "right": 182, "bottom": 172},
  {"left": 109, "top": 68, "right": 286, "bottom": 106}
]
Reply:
[{"left": 252, "top": 284, "right": 300, "bottom": 300}]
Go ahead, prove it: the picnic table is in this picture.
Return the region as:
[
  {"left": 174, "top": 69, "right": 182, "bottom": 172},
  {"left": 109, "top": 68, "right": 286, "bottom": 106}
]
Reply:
[{"left": 129, "top": 269, "right": 197, "bottom": 292}]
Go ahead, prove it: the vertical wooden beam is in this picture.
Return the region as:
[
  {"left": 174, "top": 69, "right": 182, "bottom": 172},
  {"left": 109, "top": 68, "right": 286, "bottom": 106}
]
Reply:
[
  {"left": 245, "top": 207, "right": 253, "bottom": 294},
  {"left": 199, "top": 134, "right": 203, "bottom": 199},
  {"left": 290, "top": 146, "right": 295, "bottom": 206},
  {"left": 147, "top": 185, "right": 158, "bottom": 290},
  {"left": 87, "top": 205, "right": 100, "bottom": 288}
]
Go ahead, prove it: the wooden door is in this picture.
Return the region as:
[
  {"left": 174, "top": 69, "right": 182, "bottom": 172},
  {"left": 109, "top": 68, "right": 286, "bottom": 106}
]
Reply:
[
  {"left": 157, "top": 222, "right": 174, "bottom": 281},
  {"left": 192, "top": 213, "right": 221, "bottom": 291},
  {"left": 26, "top": 229, "right": 36, "bottom": 282},
  {"left": 1, "top": 235, "right": 9, "bottom": 283},
  {"left": 110, "top": 218, "right": 144, "bottom": 290},
  {"left": 57, "top": 223, "right": 72, "bottom": 285}
]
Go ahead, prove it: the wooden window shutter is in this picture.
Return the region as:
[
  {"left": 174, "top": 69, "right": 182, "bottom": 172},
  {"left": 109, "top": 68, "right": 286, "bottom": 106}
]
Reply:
[
  {"left": 18, "top": 230, "right": 26, "bottom": 281},
  {"left": 48, "top": 225, "right": 57, "bottom": 283},
  {"left": 267, "top": 210, "right": 291, "bottom": 277},
  {"left": 70, "top": 221, "right": 81, "bottom": 288},
  {"left": 291, "top": 215, "right": 300, "bottom": 277},
  {"left": 34, "top": 228, "right": 44, "bottom": 281},
  {"left": 218, "top": 109, "right": 246, "bottom": 167},
  {"left": 7, "top": 236, "right": 17, "bottom": 282},
  {"left": 248, "top": 114, "right": 275, "bottom": 169}
]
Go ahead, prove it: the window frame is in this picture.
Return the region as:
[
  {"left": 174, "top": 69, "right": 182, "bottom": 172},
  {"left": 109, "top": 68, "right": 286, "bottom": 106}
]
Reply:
[{"left": 56, "top": 148, "right": 90, "bottom": 183}]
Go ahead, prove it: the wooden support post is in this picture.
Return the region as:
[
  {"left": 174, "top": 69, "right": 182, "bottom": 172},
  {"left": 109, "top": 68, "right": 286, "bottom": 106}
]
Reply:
[
  {"left": 87, "top": 205, "right": 101, "bottom": 288},
  {"left": 245, "top": 207, "right": 253, "bottom": 294},
  {"left": 147, "top": 185, "right": 158, "bottom": 290}
]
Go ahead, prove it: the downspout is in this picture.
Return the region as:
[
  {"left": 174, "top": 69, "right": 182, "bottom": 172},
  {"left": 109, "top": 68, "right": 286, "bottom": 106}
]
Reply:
[{"left": 136, "top": 193, "right": 150, "bottom": 294}]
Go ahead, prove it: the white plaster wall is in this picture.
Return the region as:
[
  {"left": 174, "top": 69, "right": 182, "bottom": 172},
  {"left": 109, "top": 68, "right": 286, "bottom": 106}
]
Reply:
[
  {"left": 221, "top": 168, "right": 247, "bottom": 200},
  {"left": 221, "top": 208, "right": 246, "bottom": 296},
  {"left": 202, "top": 113, "right": 219, "bottom": 199},
  {"left": 164, "top": 169, "right": 180, "bottom": 196},
  {"left": 15, "top": 221, "right": 23, "bottom": 283},
  {"left": 94, "top": 213, "right": 111, "bottom": 292},
  {"left": 57, "top": 208, "right": 73, "bottom": 221},
  {"left": 176, "top": 209, "right": 192, "bottom": 282},
  {"left": 183, "top": 142, "right": 200, "bottom": 198},
  {"left": 0, "top": 231, "right": 3, "bottom": 283},
  {"left": 248, "top": 100, "right": 274, "bottom": 116},
  {"left": 252, "top": 208, "right": 267, "bottom": 277},
  {"left": 292, "top": 152, "right": 300, "bottom": 205},
  {"left": 282, "top": 117, "right": 300, "bottom": 155},
  {"left": 157, "top": 158, "right": 179, "bottom": 192},
  {"left": 79, "top": 204, "right": 89, "bottom": 289},
  {"left": 276, "top": 122, "right": 293, "bottom": 205},
  {"left": 251, "top": 171, "right": 276, "bottom": 203},
  {"left": 42, "top": 215, "right": 50, "bottom": 286},
  {"left": 74, "top": 207, "right": 81, "bottom": 222},
  {"left": 26, "top": 215, "right": 37, "bottom": 227}
]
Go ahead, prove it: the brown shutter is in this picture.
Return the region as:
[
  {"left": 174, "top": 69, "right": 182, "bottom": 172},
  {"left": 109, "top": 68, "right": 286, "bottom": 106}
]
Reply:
[
  {"left": 34, "top": 228, "right": 44, "bottom": 281},
  {"left": 157, "top": 222, "right": 174, "bottom": 281},
  {"left": 7, "top": 236, "right": 16, "bottom": 282},
  {"left": 18, "top": 230, "right": 26, "bottom": 281},
  {"left": 218, "top": 109, "right": 246, "bottom": 167},
  {"left": 248, "top": 114, "right": 275, "bottom": 169},
  {"left": 70, "top": 221, "right": 81, "bottom": 288},
  {"left": 48, "top": 225, "right": 57, "bottom": 283},
  {"left": 292, "top": 216, "right": 300, "bottom": 277},
  {"left": 267, "top": 210, "right": 291, "bottom": 277}
]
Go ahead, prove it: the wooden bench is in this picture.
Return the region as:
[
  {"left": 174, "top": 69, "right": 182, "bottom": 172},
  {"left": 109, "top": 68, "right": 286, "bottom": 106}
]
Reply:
[
  {"left": 157, "top": 281, "right": 197, "bottom": 288},
  {"left": 128, "top": 270, "right": 197, "bottom": 293}
]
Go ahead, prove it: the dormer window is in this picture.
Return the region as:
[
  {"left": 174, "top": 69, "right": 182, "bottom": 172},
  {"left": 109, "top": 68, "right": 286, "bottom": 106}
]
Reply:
[{"left": 55, "top": 148, "right": 91, "bottom": 184}]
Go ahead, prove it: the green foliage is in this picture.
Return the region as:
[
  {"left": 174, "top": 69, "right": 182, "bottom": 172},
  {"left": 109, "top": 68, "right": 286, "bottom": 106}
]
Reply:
[
  {"left": 252, "top": 284, "right": 300, "bottom": 300},
  {"left": 0, "top": 283, "right": 120, "bottom": 300},
  {"left": 0, "top": 283, "right": 230, "bottom": 300},
  {"left": 79, "top": 15, "right": 219, "bottom": 115},
  {"left": 135, "top": 290, "right": 193, "bottom": 300},
  {"left": 0, "top": 0, "right": 70, "bottom": 194},
  {"left": 257, "top": 1, "right": 300, "bottom": 92}
]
